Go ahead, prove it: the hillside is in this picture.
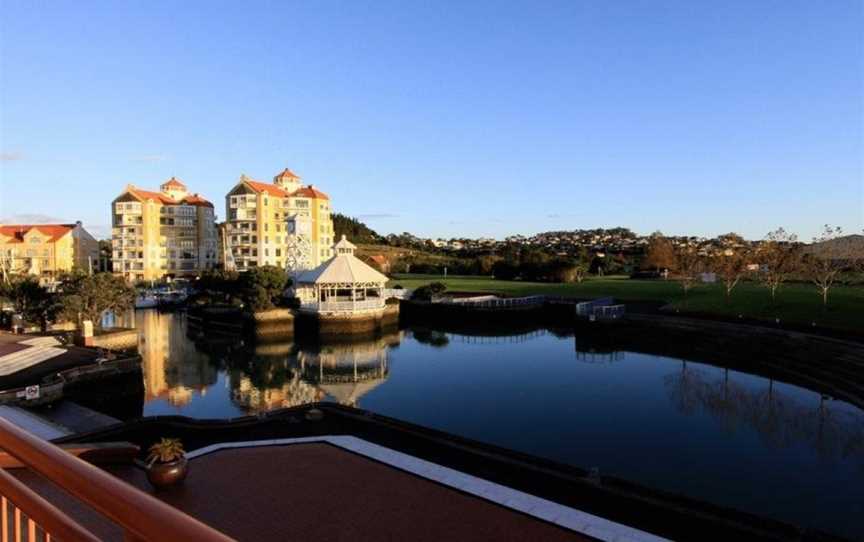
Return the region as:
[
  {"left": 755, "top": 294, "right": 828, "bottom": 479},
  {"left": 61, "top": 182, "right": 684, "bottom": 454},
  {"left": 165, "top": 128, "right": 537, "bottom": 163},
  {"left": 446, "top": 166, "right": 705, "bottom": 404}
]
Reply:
[
  {"left": 805, "top": 234, "right": 864, "bottom": 256},
  {"left": 332, "top": 213, "right": 385, "bottom": 245}
]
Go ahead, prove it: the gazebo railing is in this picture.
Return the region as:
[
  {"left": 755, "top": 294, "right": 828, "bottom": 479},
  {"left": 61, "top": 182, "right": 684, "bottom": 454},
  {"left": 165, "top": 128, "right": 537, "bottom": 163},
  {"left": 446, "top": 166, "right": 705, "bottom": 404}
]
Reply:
[{"left": 301, "top": 299, "right": 386, "bottom": 312}]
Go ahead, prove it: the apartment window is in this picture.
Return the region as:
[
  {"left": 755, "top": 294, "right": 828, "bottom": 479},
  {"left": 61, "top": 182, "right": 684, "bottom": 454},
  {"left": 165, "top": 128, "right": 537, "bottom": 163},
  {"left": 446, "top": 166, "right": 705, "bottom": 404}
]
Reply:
[
  {"left": 264, "top": 249, "right": 269, "bottom": 257},
  {"left": 265, "top": 223, "right": 268, "bottom": 231},
  {"left": 275, "top": 249, "right": 281, "bottom": 257}
]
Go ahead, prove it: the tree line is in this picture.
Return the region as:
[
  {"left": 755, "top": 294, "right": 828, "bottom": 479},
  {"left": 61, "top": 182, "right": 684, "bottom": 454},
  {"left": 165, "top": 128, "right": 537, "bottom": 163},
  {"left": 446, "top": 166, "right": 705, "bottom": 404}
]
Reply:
[
  {"left": 0, "top": 271, "right": 135, "bottom": 331},
  {"left": 643, "top": 225, "right": 863, "bottom": 308}
]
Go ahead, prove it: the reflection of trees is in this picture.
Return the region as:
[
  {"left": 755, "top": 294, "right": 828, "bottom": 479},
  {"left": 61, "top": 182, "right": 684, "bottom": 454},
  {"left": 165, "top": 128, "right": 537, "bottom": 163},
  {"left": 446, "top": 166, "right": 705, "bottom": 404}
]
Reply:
[
  {"left": 573, "top": 330, "right": 623, "bottom": 364},
  {"left": 410, "top": 328, "right": 449, "bottom": 348},
  {"left": 665, "top": 363, "right": 864, "bottom": 466}
]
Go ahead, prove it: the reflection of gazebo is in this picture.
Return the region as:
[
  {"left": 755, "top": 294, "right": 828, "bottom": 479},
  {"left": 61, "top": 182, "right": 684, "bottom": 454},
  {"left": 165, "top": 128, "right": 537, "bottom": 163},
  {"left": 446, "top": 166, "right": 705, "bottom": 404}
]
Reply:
[
  {"left": 318, "top": 379, "right": 386, "bottom": 408},
  {"left": 296, "top": 335, "right": 395, "bottom": 406},
  {"left": 294, "top": 236, "right": 389, "bottom": 314}
]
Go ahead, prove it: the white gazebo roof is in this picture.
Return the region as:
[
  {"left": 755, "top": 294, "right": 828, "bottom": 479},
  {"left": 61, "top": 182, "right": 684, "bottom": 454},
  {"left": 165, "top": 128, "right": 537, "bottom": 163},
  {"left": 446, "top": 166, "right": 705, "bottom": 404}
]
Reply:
[{"left": 296, "top": 250, "right": 388, "bottom": 285}]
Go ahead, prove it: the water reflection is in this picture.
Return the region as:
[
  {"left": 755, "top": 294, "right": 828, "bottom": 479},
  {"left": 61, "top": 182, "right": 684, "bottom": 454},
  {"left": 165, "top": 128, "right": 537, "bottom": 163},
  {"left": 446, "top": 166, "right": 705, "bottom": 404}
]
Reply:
[
  {"left": 227, "top": 335, "right": 396, "bottom": 412},
  {"left": 666, "top": 362, "right": 864, "bottom": 468},
  {"left": 105, "top": 310, "right": 863, "bottom": 538},
  {"left": 110, "top": 310, "right": 398, "bottom": 415},
  {"left": 108, "top": 310, "right": 218, "bottom": 407}
]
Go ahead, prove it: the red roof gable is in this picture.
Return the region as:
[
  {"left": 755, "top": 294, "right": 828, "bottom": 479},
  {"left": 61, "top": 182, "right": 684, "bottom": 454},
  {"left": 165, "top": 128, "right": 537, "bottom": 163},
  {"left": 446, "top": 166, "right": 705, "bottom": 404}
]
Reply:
[
  {"left": 0, "top": 224, "right": 76, "bottom": 243},
  {"left": 126, "top": 187, "right": 213, "bottom": 207},
  {"left": 182, "top": 194, "right": 214, "bottom": 207},
  {"left": 290, "top": 186, "right": 330, "bottom": 200},
  {"left": 245, "top": 180, "right": 289, "bottom": 197},
  {"left": 274, "top": 168, "right": 301, "bottom": 180},
  {"left": 161, "top": 177, "right": 186, "bottom": 188}
]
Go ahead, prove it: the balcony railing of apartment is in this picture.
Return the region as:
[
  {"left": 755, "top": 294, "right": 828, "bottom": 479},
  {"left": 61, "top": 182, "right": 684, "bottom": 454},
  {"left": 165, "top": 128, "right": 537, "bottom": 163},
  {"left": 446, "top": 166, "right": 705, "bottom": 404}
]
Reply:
[{"left": 0, "top": 417, "right": 233, "bottom": 542}]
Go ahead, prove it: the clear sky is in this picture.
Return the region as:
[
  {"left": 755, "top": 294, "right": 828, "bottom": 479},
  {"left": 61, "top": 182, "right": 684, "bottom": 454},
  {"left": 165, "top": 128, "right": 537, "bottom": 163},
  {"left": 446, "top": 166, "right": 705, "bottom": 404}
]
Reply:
[{"left": 1, "top": 0, "right": 862, "bottom": 241}]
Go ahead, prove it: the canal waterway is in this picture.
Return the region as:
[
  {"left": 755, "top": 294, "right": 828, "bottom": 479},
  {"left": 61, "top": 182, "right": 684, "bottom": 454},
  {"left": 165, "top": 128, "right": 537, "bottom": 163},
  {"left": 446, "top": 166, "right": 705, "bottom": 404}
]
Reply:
[{"left": 110, "top": 310, "right": 864, "bottom": 539}]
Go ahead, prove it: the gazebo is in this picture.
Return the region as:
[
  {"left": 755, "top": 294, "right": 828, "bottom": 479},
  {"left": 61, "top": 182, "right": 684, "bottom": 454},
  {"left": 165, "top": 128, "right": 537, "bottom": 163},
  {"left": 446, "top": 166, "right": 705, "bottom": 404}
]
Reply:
[{"left": 293, "top": 236, "right": 389, "bottom": 314}]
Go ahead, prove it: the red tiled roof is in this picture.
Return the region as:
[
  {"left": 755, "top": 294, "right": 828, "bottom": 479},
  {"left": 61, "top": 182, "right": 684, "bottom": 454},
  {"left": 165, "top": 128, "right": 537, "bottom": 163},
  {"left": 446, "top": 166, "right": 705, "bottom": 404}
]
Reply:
[
  {"left": 126, "top": 187, "right": 213, "bottom": 208},
  {"left": 274, "top": 168, "right": 301, "bottom": 180},
  {"left": 161, "top": 176, "right": 186, "bottom": 188},
  {"left": 128, "top": 188, "right": 172, "bottom": 204},
  {"left": 245, "top": 180, "right": 289, "bottom": 197},
  {"left": 290, "top": 186, "right": 330, "bottom": 200},
  {"left": 0, "top": 224, "right": 76, "bottom": 243},
  {"left": 182, "top": 194, "right": 214, "bottom": 208}
]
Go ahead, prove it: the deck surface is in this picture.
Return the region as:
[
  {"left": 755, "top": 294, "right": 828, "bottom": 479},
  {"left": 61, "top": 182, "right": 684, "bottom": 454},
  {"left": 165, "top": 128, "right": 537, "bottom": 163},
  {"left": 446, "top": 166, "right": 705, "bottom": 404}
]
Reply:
[{"left": 15, "top": 443, "right": 590, "bottom": 541}]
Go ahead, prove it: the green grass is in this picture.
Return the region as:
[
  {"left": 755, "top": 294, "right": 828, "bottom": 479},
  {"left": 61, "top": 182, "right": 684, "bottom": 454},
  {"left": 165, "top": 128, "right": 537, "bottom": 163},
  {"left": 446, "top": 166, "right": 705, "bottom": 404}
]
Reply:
[{"left": 389, "top": 274, "right": 864, "bottom": 331}]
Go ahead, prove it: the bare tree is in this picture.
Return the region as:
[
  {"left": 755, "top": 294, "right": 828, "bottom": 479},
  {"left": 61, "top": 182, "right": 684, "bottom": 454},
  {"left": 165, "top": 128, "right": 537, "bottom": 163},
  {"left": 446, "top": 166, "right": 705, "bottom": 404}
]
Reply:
[
  {"left": 674, "top": 245, "right": 704, "bottom": 303},
  {"left": 711, "top": 247, "right": 751, "bottom": 304},
  {"left": 754, "top": 228, "right": 800, "bottom": 304},
  {"left": 804, "top": 225, "right": 854, "bottom": 308}
]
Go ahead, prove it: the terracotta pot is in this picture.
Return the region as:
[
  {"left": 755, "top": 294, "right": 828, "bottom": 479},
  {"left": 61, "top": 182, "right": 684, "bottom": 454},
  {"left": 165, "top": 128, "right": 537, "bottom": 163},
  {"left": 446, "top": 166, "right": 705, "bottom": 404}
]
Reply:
[{"left": 146, "top": 457, "right": 188, "bottom": 489}]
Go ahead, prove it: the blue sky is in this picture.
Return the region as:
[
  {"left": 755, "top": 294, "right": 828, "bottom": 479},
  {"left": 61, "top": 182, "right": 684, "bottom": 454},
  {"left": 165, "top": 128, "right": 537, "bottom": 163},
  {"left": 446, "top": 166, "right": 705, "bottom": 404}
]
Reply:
[{"left": 1, "top": 0, "right": 861, "bottom": 240}]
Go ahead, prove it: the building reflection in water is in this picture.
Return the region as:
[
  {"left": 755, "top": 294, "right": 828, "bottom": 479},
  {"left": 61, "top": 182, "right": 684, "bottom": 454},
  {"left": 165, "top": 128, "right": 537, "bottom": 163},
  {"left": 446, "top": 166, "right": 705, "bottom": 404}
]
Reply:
[{"left": 109, "top": 310, "right": 219, "bottom": 408}]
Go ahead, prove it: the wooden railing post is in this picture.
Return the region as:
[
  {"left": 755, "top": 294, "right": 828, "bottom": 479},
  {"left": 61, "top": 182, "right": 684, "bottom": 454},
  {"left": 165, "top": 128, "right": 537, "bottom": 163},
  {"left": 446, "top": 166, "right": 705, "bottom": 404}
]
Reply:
[{"left": 0, "top": 418, "right": 234, "bottom": 542}]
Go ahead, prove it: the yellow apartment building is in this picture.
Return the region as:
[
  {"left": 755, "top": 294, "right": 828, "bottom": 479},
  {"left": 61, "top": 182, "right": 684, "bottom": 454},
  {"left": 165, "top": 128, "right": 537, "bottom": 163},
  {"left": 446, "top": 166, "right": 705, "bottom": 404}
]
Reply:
[
  {"left": 111, "top": 177, "right": 217, "bottom": 282},
  {"left": 0, "top": 222, "right": 99, "bottom": 278},
  {"left": 224, "top": 168, "right": 334, "bottom": 271}
]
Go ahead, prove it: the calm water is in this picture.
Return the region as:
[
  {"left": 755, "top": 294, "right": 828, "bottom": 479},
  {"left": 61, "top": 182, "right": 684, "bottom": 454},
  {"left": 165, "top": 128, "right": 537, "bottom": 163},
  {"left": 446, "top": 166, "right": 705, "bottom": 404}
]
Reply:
[{"left": 111, "top": 310, "right": 864, "bottom": 539}]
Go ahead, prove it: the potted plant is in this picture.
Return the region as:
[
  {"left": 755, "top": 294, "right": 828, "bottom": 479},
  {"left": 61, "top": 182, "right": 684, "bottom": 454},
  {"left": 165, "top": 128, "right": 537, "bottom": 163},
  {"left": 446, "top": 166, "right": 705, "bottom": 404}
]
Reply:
[{"left": 146, "top": 438, "right": 188, "bottom": 489}]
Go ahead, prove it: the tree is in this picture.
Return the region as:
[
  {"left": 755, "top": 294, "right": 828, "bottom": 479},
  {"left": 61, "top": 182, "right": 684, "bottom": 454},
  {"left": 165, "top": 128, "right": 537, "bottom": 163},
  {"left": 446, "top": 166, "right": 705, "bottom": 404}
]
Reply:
[
  {"left": 710, "top": 247, "right": 750, "bottom": 304},
  {"left": 754, "top": 228, "right": 800, "bottom": 304},
  {"left": 411, "top": 282, "right": 447, "bottom": 301},
  {"left": 674, "top": 246, "right": 704, "bottom": 303},
  {"left": 546, "top": 258, "right": 582, "bottom": 283},
  {"left": 196, "top": 269, "right": 242, "bottom": 304},
  {"left": 644, "top": 232, "right": 676, "bottom": 274},
  {"left": 571, "top": 247, "right": 590, "bottom": 284},
  {"left": 803, "top": 225, "right": 854, "bottom": 308},
  {"left": 0, "top": 276, "right": 59, "bottom": 330},
  {"left": 492, "top": 260, "right": 519, "bottom": 281},
  {"left": 238, "top": 266, "right": 289, "bottom": 311},
  {"left": 332, "top": 213, "right": 385, "bottom": 245},
  {"left": 59, "top": 272, "right": 136, "bottom": 329}
]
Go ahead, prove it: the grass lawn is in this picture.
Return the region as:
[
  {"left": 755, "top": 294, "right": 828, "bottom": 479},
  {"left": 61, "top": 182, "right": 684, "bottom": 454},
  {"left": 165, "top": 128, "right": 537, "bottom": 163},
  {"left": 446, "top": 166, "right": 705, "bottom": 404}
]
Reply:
[{"left": 389, "top": 274, "right": 864, "bottom": 332}]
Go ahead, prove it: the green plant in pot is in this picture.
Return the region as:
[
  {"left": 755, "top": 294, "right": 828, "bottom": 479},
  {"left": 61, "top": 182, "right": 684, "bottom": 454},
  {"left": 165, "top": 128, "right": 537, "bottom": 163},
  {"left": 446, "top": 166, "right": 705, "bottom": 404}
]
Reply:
[{"left": 146, "top": 438, "right": 188, "bottom": 489}]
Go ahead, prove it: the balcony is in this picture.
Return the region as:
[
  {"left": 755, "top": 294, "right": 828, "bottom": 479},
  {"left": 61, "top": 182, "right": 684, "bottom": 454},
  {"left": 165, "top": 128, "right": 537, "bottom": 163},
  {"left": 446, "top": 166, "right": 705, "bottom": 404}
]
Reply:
[{"left": 0, "top": 417, "right": 230, "bottom": 541}]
